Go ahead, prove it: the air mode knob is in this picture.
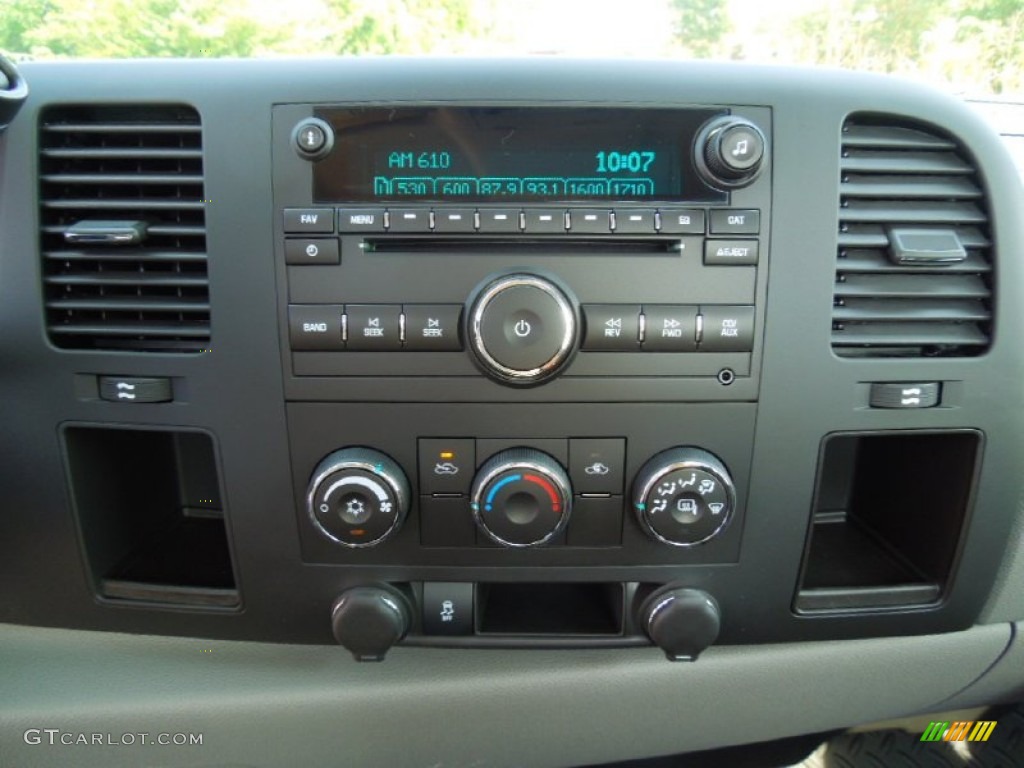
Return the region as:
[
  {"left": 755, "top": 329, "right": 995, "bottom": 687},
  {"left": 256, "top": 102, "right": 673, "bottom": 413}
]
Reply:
[
  {"left": 633, "top": 447, "right": 736, "bottom": 546},
  {"left": 696, "top": 116, "right": 767, "bottom": 189},
  {"left": 470, "top": 448, "right": 573, "bottom": 547},
  {"left": 306, "top": 447, "right": 410, "bottom": 547}
]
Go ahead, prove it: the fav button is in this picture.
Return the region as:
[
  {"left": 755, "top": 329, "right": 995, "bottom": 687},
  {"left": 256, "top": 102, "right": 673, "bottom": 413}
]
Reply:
[{"left": 283, "top": 208, "right": 334, "bottom": 234}]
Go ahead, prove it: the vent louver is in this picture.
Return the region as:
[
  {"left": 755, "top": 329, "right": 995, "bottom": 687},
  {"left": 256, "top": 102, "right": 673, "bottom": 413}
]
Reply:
[
  {"left": 832, "top": 116, "right": 993, "bottom": 358},
  {"left": 40, "top": 105, "right": 209, "bottom": 352}
]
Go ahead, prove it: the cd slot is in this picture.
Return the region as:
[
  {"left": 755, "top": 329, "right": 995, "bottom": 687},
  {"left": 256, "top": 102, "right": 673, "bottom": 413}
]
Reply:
[{"left": 363, "top": 236, "right": 680, "bottom": 255}]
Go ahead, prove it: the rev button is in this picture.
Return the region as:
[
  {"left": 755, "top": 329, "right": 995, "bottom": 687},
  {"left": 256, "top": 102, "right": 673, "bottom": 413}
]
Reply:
[{"left": 583, "top": 305, "right": 641, "bottom": 351}]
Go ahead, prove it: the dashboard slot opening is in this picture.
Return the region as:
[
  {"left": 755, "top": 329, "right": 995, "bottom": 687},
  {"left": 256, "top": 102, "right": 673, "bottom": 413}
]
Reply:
[
  {"left": 477, "top": 582, "right": 624, "bottom": 635},
  {"left": 795, "top": 430, "right": 980, "bottom": 613},
  {"left": 362, "top": 237, "right": 679, "bottom": 255},
  {"left": 63, "top": 426, "right": 239, "bottom": 608}
]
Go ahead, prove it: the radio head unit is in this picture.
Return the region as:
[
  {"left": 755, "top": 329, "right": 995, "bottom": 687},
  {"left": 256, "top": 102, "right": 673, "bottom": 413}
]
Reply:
[{"left": 273, "top": 102, "right": 771, "bottom": 401}]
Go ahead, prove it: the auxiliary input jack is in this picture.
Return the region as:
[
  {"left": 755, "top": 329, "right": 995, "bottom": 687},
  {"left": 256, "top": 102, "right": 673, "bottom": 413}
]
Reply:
[{"left": 717, "top": 368, "right": 735, "bottom": 386}]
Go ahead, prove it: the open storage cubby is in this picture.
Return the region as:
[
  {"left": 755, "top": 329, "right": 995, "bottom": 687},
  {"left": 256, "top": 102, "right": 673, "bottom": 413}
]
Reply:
[
  {"left": 795, "top": 430, "right": 981, "bottom": 613},
  {"left": 477, "top": 583, "right": 624, "bottom": 635},
  {"left": 64, "top": 426, "right": 239, "bottom": 608}
]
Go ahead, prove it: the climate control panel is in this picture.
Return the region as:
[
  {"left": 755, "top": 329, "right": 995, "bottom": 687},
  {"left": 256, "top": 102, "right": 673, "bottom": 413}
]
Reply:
[{"left": 302, "top": 436, "right": 739, "bottom": 557}]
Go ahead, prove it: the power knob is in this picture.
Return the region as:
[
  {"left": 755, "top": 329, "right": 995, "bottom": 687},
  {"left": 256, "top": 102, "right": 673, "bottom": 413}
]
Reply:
[
  {"left": 466, "top": 273, "right": 580, "bottom": 386},
  {"left": 306, "top": 447, "right": 410, "bottom": 547},
  {"left": 696, "top": 116, "right": 767, "bottom": 189}
]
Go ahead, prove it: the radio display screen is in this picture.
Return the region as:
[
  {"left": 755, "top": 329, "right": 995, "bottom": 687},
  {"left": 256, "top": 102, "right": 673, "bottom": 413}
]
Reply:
[{"left": 313, "top": 107, "right": 728, "bottom": 203}]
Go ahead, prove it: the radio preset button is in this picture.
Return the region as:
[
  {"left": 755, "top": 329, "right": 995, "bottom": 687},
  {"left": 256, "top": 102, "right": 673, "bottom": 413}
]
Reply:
[
  {"left": 523, "top": 209, "right": 566, "bottom": 233},
  {"left": 658, "top": 208, "right": 706, "bottom": 234},
  {"left": 288, "top": 304, "right": 344, "bottom": 350},
  {"left": 285, "top": 238, "right": 340, "bottom": 265},
  {"left": 346, "top": 305, "right": 402, "bottom": 350},
  {"left": 704, "top": 239, "right": 759, "bottom": 266},
  {"left": 434, "top": 208, "right": 476, "bottom": 233},
  {"left": 284, "top": 208, "right": 334, "bottom": 234},
  {"left": 641, "top": 305, "right": 698, "bottom": 352},
  {"left": 613, "top": 209, "right": 656, "bottom": 234},
  {"left": 700, "top": 306, "right": 755, "bottom": 352},
  {"left": 388, "top": 208, "right": 431, "bottom": 233},
  {"left": 337, "top": 208, "right": 385, "bottom": 232},
  {"left": 478, "top": 208, "right": 521, "bottom": 233},
  {"left": 404, "top": 305, "right": 463, "bottom": 351},
  {"left": 582, "top": 304, "right": 640, "bottom": 351},
  {"left": 568, "top": 209, "right": 611, "bottom": 234}
]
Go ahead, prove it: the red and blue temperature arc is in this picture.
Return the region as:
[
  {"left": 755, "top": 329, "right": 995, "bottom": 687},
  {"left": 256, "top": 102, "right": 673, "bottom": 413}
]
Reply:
[{"left": 484, "top": 473, "right": 561, "bottom": 513}]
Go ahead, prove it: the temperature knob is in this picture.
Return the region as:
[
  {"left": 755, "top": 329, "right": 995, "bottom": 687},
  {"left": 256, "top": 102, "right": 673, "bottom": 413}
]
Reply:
[
  {"left": 306, "top": 447, "right": 410, "bottom": 547},
  {"left": 633, "top": 447, "right": 736, "bottom": 546},
  {"left": 470, "top": 448, "right": 573, "bottom": 547},
  {"left": 696, "top": 116, "right": 766, "bottom": 189}
]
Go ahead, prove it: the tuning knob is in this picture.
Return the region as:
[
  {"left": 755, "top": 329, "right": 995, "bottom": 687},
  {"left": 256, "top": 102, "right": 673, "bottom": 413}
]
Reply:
[
  {"left": 331, "top": 586, "right": 411, "bottom": 661},
  {"left": 633, "top": 447, "right": 736, "bottom": 547},
  {"left": 696, "top": 116, "right": 766, "bottom": 189},
  {"left": 638, "top": 587, "right": 720, "bottom": 661},
  {"left": 466, "top": 273, "right": 579, "bottom": 386},
  {"left": 306, "top": 447, "right": 410, "bottom": 547},
  {"left": 470, "top": 448, "right": 573, "bottom": 547}
]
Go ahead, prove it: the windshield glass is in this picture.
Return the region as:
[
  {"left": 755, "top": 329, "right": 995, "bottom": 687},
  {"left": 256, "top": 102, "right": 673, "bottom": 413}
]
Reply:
[{"left": 2, "top": 0, "right": 1022, "bottom": 98}]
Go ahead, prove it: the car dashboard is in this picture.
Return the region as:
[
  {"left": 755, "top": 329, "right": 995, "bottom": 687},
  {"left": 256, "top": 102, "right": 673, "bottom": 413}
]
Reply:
[{"left": 2, "top": 57, "right": 1024, "bottom": 767}]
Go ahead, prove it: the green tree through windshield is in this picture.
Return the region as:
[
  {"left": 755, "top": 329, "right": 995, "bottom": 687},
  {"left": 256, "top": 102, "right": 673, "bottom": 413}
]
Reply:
[{"left": 2, "top": 0, "right": 1022, "bottom": 95}]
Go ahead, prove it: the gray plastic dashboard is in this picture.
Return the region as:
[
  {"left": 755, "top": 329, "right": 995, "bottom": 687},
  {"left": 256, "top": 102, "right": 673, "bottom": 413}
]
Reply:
[{"left": 2, "top": 58, "right": 1024, "bottom": 766}]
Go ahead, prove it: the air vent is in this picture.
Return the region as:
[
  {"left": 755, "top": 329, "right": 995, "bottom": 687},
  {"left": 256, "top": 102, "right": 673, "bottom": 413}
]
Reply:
[
  {"left": 832, "top": 116, "right": 993, "bottom": 358},
  {"left": 39, "top": 105, "right": 209, "bottom": 352}
]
